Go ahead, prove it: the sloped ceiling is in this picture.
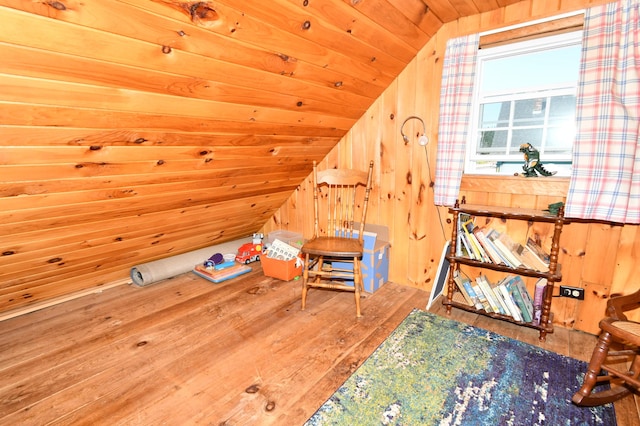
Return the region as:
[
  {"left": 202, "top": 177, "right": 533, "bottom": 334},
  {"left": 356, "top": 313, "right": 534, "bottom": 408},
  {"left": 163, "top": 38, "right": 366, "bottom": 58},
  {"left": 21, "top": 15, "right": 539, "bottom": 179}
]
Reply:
[{"left": 0, "top": 0, "right": 523, "bottom": 313}]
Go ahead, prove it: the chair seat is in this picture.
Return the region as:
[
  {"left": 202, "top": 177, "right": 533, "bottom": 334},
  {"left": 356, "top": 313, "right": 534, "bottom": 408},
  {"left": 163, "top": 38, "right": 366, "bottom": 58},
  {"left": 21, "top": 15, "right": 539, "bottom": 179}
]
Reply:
[
  {"left": 605, "top": 320, "right": 640, "bottom": 337},
  {"left": 302, "top": 237, "right": 364, "bottom": 257}
]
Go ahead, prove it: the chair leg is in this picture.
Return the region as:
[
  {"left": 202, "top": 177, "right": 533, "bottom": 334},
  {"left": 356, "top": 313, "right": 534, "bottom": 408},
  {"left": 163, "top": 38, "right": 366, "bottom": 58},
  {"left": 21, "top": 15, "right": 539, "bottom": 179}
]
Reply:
[
  {"left": 353, "top": 257, "right": 362, "bottom": 318},
  {"left": 301, "top": 253, "right": 310, "bottom": 311},
  {"left": 572, "top": 331, "right": 633, "bottom": 406}
]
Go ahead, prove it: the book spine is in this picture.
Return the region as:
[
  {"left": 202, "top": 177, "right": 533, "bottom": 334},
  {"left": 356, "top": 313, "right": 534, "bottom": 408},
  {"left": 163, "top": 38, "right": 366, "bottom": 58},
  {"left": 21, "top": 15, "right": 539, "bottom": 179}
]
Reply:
[
  {"left": 459, "top": 232, "right": 474, "bottom": 259},
  {"left": 526, "top": 238, "right": 550, "bottom": 265},
  {"left": 491, "top": 282, "right": 511, "bottom": 317},
  {"left": 476, "top": 275, "right": 502, "bottom": 314},
  {"left": 464, "top": 227, "right": 485, "bottom": 261},
  {"left": 519, "top": 246, "right": 549, "bottom": 272},
  {"left": 468, "top": 229, "right": 492, "bottom": 263},
  {"left": 514, "top": 277, "right": 535, "bottom": 320},
  {"left": 533, "top": 278, "right": 547, "bottom": 326},
  {"left": 462, "top": 279, "right": 484, "bottom": 310},
  {"left": 497, "top": 281, "right": 523, "bottom": 321},
  {"left": 453, "top": 274, "right": 474, "bottom": 306},
  {"left": 473, "top": 227, "right": 504, "bottom": 265},
  {"left": 491, "top": 238, "right": 522, "bottom": 269},
  {"left": 473, "top": 284, "right": 493, "bottom": 313},
  {"left": 508, "top": 280, "right": 532, "bottom": 323}
]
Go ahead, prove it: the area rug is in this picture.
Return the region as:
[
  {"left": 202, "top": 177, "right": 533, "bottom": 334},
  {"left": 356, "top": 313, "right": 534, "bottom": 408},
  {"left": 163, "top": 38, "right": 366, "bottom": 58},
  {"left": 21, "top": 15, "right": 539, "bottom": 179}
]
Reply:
[{"left": 305, "top": 309, "right": 616, "bottom": 426}]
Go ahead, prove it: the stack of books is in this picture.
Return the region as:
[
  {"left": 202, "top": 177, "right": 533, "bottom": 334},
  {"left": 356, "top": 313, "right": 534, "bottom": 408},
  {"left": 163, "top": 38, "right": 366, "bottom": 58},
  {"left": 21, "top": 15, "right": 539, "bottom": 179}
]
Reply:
[
  {"left": 452, "top": 271, "right": 547, "bottom": 325},
  {"left": 456, "top": 215, "right": 550, "bottom": 272}
]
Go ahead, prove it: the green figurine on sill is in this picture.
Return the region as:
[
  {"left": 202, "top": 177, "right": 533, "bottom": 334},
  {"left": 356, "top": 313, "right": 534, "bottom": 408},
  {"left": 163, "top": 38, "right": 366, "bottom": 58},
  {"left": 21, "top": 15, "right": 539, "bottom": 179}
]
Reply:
[{"left": 519, "top": 143, "right": 557, "bottom": 177}]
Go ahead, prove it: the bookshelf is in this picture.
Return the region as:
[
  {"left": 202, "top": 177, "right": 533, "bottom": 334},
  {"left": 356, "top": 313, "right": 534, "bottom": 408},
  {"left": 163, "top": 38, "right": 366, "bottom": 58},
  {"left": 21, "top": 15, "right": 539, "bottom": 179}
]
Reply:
[{"left": 443, "top": 198, "right": 565, "bottom": 341}]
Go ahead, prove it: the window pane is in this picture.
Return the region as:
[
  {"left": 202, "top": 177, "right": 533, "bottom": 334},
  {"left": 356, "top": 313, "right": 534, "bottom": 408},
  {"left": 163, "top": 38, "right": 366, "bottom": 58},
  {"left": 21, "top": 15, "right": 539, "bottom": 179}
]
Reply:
[
  {"left": 481, "top": 44, "right": 581, "bottom": 94},
  {"left": 548, "top": 95, "right": 576, "bottom": 125},
  {"left": 477, "top": 130, "right": 508, "bottom": 153},
  {"left": 513, "top": 98, "right": 546, "bottom": 125},
  {"left": 546, "top": 126, "right": 574, "bottom": 154},
  {"left": 479, "top": 102, "right": 510, "bottom": 127},
  {"left": 511, "top": 128, "right": 543, "bottom": 154}
]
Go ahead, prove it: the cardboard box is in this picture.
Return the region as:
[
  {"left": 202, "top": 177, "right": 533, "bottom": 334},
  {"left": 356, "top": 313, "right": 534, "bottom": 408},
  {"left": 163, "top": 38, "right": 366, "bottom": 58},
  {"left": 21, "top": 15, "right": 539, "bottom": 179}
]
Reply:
[
  {"left": 332, "top": 224, "right": 390, "bottom": 293},
  {"left": 261, "top": 255, "right": 303, "bottom": 281}
]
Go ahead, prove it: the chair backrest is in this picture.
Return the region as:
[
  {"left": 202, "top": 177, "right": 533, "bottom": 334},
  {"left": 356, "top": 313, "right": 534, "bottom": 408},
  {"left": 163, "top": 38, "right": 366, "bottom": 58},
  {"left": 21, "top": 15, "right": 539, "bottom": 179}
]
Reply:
[{"left": 312, "top": 160, "right": 374, "bottom": 242}]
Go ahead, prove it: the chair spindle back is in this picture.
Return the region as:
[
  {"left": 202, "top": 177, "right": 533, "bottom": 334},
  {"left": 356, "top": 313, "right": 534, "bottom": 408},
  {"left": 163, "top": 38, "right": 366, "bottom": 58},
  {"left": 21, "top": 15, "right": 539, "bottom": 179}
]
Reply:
[{"left": 312, "top": 161, "right": 374, "bottom": 242}]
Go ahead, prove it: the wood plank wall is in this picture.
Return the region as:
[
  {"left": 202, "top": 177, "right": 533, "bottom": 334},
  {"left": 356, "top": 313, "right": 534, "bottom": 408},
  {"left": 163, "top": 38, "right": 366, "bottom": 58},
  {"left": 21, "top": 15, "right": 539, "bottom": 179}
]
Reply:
[{"left": 262, "top": 0, "right": 640, "bottom": 335}]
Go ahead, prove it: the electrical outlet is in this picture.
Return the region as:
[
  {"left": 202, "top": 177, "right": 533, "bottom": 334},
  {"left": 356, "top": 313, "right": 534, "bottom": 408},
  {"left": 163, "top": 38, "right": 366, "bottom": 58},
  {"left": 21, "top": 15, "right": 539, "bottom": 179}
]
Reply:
[{"left": 560, "top": 285, "right": 585, "bottom": 300}]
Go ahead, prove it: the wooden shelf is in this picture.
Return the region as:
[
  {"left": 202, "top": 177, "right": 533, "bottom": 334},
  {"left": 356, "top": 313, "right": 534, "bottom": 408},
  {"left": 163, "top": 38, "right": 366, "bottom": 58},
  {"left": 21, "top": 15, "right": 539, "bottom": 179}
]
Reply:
[
  {"left": 444, "top": 198, "right": 565, "bottom": 341},
  {"left": 443, "top": 299, "right": 554, "bottom": 334},
  {"left": 446, "top": 256, "right": 562, "bottom": 281},
  {"left": 449, "top": 203, "right": 565, "bottom": 223}
]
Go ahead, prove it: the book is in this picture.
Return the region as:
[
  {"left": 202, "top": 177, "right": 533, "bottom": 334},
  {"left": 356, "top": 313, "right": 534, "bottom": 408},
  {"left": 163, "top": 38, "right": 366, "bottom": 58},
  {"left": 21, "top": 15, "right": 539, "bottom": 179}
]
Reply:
[
  {"left": 193, "top": 263, "right": 252, "bottom": 283},
  {"left": 527, "top": 238, "right": 551, "bottom": 267},
  {"left": 518, "top": 246, "right": 549, "bottom": 272},
  {"left": 463, "top": 219, "right": 489, "bottom": 262},
  {"left": 533, "top": 278, "right": 547, "bottom": 326},
  {"left": 455, "top": 233, "right": 464, "bottom": 257},
  {"left": 507, "top": 277, "right": 533, "bottom": 323},
  {"left": 482, "top": 229, "right": 514, "bottom": 266},
  {"left": 490, "top": 278, "right": 511, "bottom": 316},
  {"left": 473, "top": 226, "right": 506, "bottom": 265},
  {"left": 453, "top": 273, "right": 474, "bottom": 307},
  {"left": 458, "top": 231, "right": 474, "bottom": 259},
  {"left": 487, "top": 230, "right": 524, "bottom": 268},
  {"left": 476, "top": 275, "right": 502, "bottom": 314},
  {"left": 461, "top": 278, "right": 484, "bottom": 310},
  {"left": 486, "top": 229, "right": 519, "bottom": 268},
  {"left": 473, "top": 283, "right": 493, "bottom": 313},
  {"left": 513, "top": 276, "right": 535, "bottom": 321},
  {"left": 496, "top": 276, "right": 523, "bottom": 321}
]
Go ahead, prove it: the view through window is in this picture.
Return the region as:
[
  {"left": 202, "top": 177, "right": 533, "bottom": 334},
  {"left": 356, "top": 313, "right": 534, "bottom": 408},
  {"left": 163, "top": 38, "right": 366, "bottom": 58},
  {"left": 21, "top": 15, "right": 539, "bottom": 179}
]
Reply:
[{"left": 466, "top": 31, "right": 583, "bottom": 176}]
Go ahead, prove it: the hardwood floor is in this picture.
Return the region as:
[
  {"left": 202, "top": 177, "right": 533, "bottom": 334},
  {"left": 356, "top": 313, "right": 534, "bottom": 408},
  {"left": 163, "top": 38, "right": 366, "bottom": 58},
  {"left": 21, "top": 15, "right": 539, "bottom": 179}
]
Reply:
[{"left": 0, "top": 265, "right": 638, "bottom": 425}]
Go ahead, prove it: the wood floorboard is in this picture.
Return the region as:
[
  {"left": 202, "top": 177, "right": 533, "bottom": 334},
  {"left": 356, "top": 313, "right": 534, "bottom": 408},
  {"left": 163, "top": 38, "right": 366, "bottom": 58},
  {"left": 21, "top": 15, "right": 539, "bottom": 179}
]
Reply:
[{"left": 0, "top": 264, "right": 638, "bottom": 425}]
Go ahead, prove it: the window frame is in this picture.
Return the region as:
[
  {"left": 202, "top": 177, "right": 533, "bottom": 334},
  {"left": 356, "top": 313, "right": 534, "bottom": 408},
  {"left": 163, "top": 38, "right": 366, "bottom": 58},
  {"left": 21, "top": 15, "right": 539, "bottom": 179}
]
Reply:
[{"left": 465, "top": 30, "right": 584, "bottom": 176}]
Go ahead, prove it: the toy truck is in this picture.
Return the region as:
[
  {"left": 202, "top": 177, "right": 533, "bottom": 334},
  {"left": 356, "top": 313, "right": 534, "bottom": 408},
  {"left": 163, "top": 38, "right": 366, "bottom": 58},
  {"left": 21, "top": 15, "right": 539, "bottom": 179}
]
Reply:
[{"left": 235, "top": 233, "right": 264, "bottom": 264}]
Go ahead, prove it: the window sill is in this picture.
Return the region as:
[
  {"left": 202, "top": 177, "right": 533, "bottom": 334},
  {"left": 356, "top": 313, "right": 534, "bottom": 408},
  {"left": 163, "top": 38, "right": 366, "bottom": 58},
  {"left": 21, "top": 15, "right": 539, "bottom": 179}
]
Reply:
[{"left": 460, "top": 174, "right": 569, "bottom": 197}]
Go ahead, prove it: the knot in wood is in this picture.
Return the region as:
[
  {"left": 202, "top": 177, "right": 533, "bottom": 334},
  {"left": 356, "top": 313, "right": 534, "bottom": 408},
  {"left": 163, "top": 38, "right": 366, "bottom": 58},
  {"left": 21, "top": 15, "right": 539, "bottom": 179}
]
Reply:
[
  {"left": 48, "top": 1, "right": 66, "bottom": 11},
  {"left": 245, "top": 384, "right": 260, "bottom": 394},
  {"left": 189, "top": 2, "right": 219, "bottom": 22}
]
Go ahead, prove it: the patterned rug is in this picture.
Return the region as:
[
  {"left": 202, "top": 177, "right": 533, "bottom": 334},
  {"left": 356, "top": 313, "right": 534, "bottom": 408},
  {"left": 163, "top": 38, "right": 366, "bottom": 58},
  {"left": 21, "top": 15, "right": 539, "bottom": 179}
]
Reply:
[{"left": 305, "top": 309, "right": 616, "bottom": 426}]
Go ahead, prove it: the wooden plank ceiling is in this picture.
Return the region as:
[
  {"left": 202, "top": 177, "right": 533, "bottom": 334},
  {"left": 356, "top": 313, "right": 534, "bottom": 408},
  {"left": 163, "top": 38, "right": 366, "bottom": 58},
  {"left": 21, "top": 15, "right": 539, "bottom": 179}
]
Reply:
[{"left": 0, "top": 0, "right": 523, "bottom": 313}]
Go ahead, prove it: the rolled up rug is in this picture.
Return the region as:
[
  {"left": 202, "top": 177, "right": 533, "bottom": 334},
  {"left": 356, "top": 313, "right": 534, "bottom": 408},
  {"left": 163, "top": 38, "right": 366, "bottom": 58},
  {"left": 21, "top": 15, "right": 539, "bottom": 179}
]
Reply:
[{"left": 130, "top": 237, "right": 250, "bottom": 287}]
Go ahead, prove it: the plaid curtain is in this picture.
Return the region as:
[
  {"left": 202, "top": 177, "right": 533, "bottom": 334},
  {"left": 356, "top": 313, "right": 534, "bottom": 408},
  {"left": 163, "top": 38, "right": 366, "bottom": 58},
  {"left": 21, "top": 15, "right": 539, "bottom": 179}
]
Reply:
[
  {"left": 434, "top": 34, "right": 479, "bottom": 207},
  {"left": 566, "top": 0, "right": 640, "bottom": 224}
]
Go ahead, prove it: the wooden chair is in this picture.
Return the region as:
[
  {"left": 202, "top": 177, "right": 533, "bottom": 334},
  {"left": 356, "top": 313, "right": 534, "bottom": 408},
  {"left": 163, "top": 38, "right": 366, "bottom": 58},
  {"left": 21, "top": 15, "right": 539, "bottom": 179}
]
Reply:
[
  {"left": 572, "top": 289, "right": 640, "bottom": 406},
  {"left": 300, "top": 160, "right": 374, "bottom": 318}
]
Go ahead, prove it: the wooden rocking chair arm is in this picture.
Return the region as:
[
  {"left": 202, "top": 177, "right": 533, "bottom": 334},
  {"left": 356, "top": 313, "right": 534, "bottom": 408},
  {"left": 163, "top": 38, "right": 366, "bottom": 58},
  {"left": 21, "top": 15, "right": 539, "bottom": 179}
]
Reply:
[{"left": 606, "top": 289, "right": 640, "bottom": 320}]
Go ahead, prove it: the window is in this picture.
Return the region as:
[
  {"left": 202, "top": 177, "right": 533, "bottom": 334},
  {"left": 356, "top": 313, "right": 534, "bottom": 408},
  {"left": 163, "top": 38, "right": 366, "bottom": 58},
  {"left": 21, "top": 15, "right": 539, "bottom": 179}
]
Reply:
[{"left": 466, "top": 31, "right": 583, "bottom": 176}]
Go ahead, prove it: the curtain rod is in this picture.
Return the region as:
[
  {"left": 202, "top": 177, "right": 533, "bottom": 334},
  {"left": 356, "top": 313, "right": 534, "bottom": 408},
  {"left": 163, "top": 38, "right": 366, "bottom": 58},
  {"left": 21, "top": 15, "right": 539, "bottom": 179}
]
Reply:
[{"left": 479, "top": 9, "right": 585, "bottom": 37}]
